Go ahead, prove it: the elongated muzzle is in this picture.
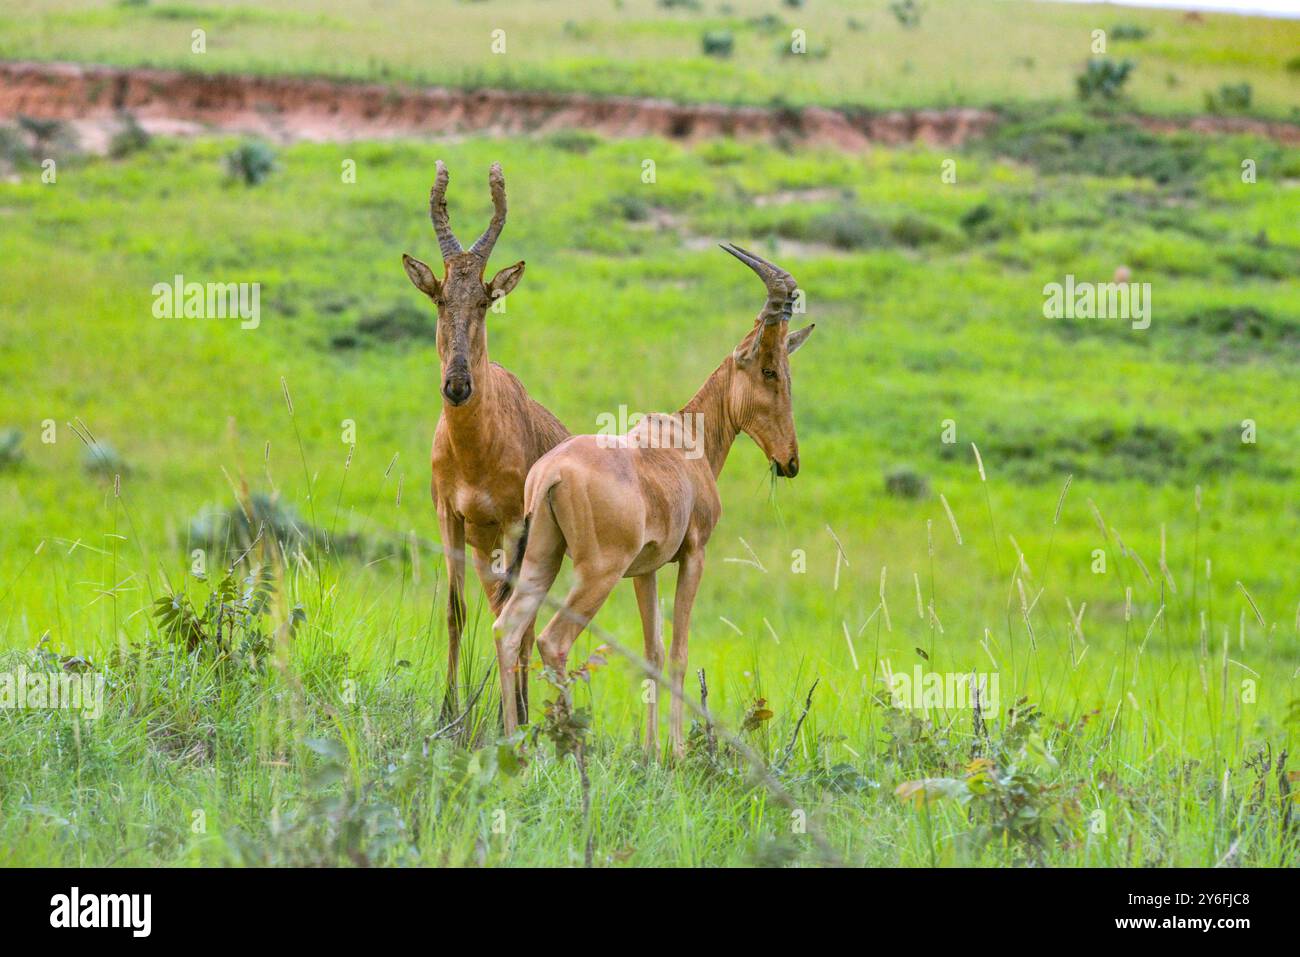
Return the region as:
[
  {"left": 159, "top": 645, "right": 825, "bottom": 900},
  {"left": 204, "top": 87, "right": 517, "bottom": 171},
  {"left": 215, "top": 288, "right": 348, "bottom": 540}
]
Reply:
[{"left": 442, "top": 361, "right": 472, "bottom": 406}]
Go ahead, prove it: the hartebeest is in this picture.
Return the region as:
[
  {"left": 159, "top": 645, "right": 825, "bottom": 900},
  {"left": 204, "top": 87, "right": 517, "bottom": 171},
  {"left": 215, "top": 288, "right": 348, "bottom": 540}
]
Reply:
[
  {"left": 494, "top": 244, "right": 814, "bottom": 754},
  {"left": 402, "top": 161, "right": 568, "bottom": 720}
]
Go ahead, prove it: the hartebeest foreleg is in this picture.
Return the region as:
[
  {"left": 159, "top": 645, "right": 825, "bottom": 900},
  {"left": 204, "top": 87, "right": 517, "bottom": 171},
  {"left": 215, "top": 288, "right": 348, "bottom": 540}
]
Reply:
[
  {"left": 437, "top": 506, "right": 467, "bottom": 720},
  {"left": 632, "top": 573, "right": 664, "bottom": 756},
  {"left": 668, "top": 550, "right": 704, "bottom": 757}
]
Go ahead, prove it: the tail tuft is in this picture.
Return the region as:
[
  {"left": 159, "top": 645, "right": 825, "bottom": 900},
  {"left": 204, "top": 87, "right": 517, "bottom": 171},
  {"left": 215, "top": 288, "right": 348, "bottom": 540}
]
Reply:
[{"left": 493, "top": 514, "right": 530, "bottom": 607}]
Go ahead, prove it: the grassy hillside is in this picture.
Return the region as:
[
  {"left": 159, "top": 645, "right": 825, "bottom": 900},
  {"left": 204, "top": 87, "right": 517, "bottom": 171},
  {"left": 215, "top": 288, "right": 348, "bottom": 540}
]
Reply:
[
  {"left": 0, "top": 115, "right": 1297, "bottom": 865},
  {"left": 1, "top": 0, "right": 1298, "bottom": 117}
]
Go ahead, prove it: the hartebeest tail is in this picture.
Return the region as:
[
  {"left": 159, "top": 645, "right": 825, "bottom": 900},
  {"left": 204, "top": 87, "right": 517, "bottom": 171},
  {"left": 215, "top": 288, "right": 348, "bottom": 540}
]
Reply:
[
  {"left": 498, "top": 514, "right": 531, "bottom": 606},
  {"left": 494, "top": 243, "right": 814, "bottom": 754},
  {"left": 402, "top": 160, "right": 569, "bottom": 722}
]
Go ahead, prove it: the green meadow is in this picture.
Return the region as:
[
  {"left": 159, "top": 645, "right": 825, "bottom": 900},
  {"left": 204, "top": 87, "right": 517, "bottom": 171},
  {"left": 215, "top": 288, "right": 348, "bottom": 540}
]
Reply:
[
  {"left": 0, "top": 110, "right": 1298, "bottom": 865},
  {"left": 2, "top": 0, "right": 1299, "bottom": 118}
]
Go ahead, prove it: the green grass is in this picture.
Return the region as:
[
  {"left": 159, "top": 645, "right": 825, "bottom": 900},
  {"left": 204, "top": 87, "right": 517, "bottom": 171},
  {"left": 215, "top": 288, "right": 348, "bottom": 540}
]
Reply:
[
  {"left": 0, "top": 118, "right": 1297, "bottom": 865},
  {"left": 1, "top": 0, "right": 1299, "bottom": 118}
]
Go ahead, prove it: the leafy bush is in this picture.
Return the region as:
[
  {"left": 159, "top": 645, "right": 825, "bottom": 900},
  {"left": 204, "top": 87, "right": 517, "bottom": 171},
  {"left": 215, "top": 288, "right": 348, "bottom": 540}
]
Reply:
[
  {"left": 889, "top": 212, "right": 950, "bottom": 247},
  {"left": 82, "top": 440, "right": 127, "bottom": 476},
  {"left": 803, "top": 209, "right": 887, "bottom": 249},
  {"left": 1076, "top": 58, "right": 1134, "bottom": 101},
  {"left": 0, "top": 125, "right": 32, "bottom": 169},
  {"left": 1174, "top": 305, "right": 1300, "bottom": 353},
  {"left": 1216, "top": 240, "right": 1293, "bottom": 280},
  {"left": 224, "top": 141, "right": 277, "bottom": 186},
  {"left": 698, "top": 139, "right": 747, "bottom": 166},
  {"left": 1204, "top": 82, "right": 1252, "bottom": 113},
  {"left": 958, "top": 202, "right": 1022, "bottom": 241},
  {"left": 0, "top": 429, "right": 23, "bottom": 470},
  {"left": 702, "top": 31, "right": 734, "bottom": 58},
  {"left": 545, "top": 129, "right": 601, "bottom": 154},
  {"left": 17, "top": 115, "right": 66, "bottom": 144},
  {"left": 153, "top": 565, "right": 284, "bottom": 664},
  {"left": 980, "top": 110, "right": 1210, "bottom": 186},
  {"left": 889, "top": 0, "right": 923, "bottom": 29},
  {"left": 891, "top": 699, "right": 1085, "bottom": 863},
  {"left": 561, "top": 20, "right": 591, "bottom": 40},
  {"left": 884, "top": 465, "right": 929, "bottom": 499},
  {"left": 1110, "top": 22, "right": 1149, "bottom": 41},
  {"left": 109, "top": 112, "right": 150, "bottom": 158},
  {"left": 746, "top": 13, "right": 784, "bottom": 33},
  {"left": 766, "top": 205, "right": 949, "bottom": 251},
  {"left": 941, "top": 417, "right": 1289, "bottom": 485},
  {"left": 188, "top": 491, "right": 362, "bottom": 562},
  {"left": 15, "top": 115, "right": 80, "bottom": 161},
  {"left": 331, "top": 302, "right": 435, "bottom": 349},
  {"left": 607, "top": 193, "right": 651, "bottom": 222}
]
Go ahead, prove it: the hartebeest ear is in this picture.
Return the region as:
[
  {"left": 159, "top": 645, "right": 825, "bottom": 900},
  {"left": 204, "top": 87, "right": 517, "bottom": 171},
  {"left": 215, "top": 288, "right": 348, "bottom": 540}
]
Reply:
[
  {"left": 732, "top": 332, "right": 760, "bottom": 366},
  {"left": 786, "top": 323, "right": 815, "bottom": 355},
  {"left": 487, "top": 260, "right": 525, "bottom": 302},
  {"left": 402, "top": 253, "right": 441, "bottom": 298}
]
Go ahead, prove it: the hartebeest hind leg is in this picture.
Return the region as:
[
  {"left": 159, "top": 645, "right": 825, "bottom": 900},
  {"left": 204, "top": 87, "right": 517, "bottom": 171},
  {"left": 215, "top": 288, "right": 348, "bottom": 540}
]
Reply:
[
  {"left": 437, "top": 506, "right": 467, "bottom": 720},
  {"left": 495, "top": 510, "right": 567, "bottom": 735},
  {"left": 471, "top": 541, "right": 533, "bottom": 725},
  {"left": 504, "top": 532, "right": 541, "bottom": 721},
  {"left": 669, "top": 551, "right": 704, "bottom": 758},
  {"left": 632, "top": 573, "right": 664, "bottom": 756}
]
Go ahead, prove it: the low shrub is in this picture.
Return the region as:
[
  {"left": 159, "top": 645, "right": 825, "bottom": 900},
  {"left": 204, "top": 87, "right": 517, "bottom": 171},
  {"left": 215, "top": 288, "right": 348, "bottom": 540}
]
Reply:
[
  {"left": 1076, "top": 58, "right": 1134, "bottom": 101},
  {"left": 225, "top": 141, "right": 277, "bottom": 186}
]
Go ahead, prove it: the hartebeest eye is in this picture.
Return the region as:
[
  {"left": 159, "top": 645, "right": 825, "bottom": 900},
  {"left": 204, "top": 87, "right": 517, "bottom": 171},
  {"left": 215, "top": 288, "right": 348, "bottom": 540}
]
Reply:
[{"left": 762, "top": 368, "right": 778, "bottom": 380}]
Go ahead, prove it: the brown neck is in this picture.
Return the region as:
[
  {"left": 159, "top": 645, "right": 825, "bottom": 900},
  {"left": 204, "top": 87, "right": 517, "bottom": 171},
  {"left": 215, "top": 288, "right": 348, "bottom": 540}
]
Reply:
[{"left": 678, "top": 357, "right": 740, "bottom": 478}]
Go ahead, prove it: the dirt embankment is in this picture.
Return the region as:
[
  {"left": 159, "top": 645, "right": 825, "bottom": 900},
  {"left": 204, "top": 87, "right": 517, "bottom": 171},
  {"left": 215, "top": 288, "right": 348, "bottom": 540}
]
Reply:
[
  {"left": 2, "top": 60, "right": 1297, "bottom": 152},
  {"left": 1137, "top": 114, "right": 1300, "bottom": 144},
  {"left": 0, "top": 60, "right": 998, "bottom": 151}
]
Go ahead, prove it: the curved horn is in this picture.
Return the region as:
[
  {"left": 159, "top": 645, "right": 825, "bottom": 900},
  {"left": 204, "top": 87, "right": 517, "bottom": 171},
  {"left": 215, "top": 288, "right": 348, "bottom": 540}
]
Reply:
[
  {"left": 719, "top": 242, "right": 797, "bottom": 325},
  {"left": 429, "top": 160, "right": 462, "bottom": 261},
  {"left": 468, "top": 162, "right": 507, "bottom": 260}
]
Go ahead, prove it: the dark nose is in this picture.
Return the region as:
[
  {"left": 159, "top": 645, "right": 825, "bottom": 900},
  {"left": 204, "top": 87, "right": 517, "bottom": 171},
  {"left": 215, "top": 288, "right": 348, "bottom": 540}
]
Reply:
[
  {"left": 442, "top": 378, "right": 472, "bottom": 406},
  {"left": 776, "top": 454, "right": 799, "bottom": 478}
]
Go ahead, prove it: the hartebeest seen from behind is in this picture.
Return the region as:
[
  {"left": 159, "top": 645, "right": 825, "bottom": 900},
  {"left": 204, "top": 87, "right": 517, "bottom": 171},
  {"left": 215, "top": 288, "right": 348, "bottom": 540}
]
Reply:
[
  {"left": 494, "top": 243, "right": 814, "bottom": 755},
  {"left": 402, "top": 160, "right": 568, "bottom": 721}
]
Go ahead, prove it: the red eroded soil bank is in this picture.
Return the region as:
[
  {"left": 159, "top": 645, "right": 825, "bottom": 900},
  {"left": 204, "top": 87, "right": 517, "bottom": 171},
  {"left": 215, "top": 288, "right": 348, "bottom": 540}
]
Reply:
[
  {"left": 0, "top": 60, "right": 996, "bottom": 149},
  {"left": 1, "top": 60, "right": 1296, "bottom": 149}
]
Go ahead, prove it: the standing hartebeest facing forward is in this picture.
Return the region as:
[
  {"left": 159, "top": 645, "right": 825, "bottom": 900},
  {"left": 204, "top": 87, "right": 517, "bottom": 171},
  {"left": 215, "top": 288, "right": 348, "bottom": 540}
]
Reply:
[
  {"left": 494, "top": 243, "right": 814, "bottom": 755},
  {"left": 402, "top": 160, "right": 568, "bottom": 720}
]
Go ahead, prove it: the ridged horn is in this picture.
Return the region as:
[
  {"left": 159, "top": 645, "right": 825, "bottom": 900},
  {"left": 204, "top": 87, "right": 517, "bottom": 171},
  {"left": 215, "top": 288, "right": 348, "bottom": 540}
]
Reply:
[
  {"left": 720, "top": 242, "right": 797, "bottom": 325},
  {"left": 468, "top": 162, "right": 507, "bottom": 260},
  {"left": 429, "top": 160, "right": 462, "bottom": 261}
]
